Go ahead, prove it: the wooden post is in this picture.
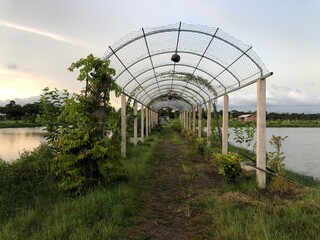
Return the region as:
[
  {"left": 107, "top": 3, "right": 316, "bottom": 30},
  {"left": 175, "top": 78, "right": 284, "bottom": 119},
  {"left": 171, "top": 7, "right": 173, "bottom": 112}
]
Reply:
[
  {"left": 141, "top": 105, "right": 144, "bottom": 142},
  {"left": 257, "top": 78, "right": 267, "bottom": 189},
  {"left": 222, "top": 94, "right": 229, "bottom": 153},
  {"left": 121, "top": 94, "right": 126, "bottom": 157},
  {"left": 207, "top": 101, "right": 212, "bottom": 147},
  {"left": 198, "top": 105, "right": 202, "bottom": 138},
  {"left": 133, "top": 101, "right": 138, "bottom": 146}
]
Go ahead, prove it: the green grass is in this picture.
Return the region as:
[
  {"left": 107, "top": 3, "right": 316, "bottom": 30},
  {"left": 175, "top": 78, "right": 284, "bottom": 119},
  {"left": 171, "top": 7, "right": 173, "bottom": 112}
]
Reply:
[
  {"left": 0, "top": 133, "right": 159, "bottom": 239},
  {"left": 0, "top": 120, "right": 40, "bottom": 128},
  {"left": 199, "top": 183, "right": 320, "bottom": 239}
]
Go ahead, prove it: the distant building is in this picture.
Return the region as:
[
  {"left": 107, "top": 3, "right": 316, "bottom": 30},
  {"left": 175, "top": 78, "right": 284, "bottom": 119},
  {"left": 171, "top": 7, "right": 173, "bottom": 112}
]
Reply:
[{"left": 238, "top": 113, "right": 256, "bottom": 122}]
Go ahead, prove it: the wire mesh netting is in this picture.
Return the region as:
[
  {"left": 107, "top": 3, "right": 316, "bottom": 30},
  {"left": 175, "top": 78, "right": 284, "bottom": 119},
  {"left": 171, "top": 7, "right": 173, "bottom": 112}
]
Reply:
[{"left": 102, "top": 22, "right": 270, "bottom": 111}]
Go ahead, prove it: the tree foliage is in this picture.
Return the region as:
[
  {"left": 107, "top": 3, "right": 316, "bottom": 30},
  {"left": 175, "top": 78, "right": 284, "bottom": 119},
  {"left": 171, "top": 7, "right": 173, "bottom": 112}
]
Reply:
[{"left": 37, "top": 54, "right": 123, "bottom": 194}]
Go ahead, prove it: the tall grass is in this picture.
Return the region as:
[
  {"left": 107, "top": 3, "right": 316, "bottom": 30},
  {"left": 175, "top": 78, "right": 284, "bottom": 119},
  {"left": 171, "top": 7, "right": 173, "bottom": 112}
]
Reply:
[
  {"left": 0, "top": 133, "right": 159, "bottom": 239},
  {"left": 201, "top": 184, "right": 320, "bottom": 239}
]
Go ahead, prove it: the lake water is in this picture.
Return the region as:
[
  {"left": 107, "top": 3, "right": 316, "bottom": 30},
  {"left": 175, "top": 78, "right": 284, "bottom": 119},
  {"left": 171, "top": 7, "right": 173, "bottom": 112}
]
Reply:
[
  {"left": 0, "top": 127, "right": 46, "bottom": 162},
  {"left": 1, "top": 127, "right": 320, "bottom": 179},
  {"left": 228, "top": 128, "right": 320, "bottom": 180}
]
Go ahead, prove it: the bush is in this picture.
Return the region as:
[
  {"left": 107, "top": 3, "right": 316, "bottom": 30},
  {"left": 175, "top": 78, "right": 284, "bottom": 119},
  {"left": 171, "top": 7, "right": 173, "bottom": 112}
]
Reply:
[
  {"left": 194, "top": 137, "right": 207, "bottom": 156},
  {"left": 214, "top": 152, "right": 242, "bottom": 183}
]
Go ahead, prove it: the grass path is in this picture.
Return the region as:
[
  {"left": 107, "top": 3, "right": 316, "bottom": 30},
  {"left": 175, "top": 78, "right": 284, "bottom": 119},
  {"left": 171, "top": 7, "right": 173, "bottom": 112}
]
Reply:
[{"left": 120, "top": 126, "right": 222, "bottom": 239}]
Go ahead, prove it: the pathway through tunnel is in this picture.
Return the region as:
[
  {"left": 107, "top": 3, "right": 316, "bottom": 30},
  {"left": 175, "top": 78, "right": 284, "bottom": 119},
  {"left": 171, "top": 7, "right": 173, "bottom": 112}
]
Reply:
[{"left": 120, "top": 126, "right": 223, "bottom": 240}]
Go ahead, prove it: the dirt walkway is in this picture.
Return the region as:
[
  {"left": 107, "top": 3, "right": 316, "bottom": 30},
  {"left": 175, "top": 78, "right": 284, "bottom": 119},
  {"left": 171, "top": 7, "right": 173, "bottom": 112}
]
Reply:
[{"left": 121, "top": 127, "right": 223, "bottom": 240}]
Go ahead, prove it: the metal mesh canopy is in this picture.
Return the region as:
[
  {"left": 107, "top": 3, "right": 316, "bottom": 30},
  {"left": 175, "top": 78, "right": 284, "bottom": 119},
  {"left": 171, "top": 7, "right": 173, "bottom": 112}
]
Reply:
[{"left": 102, "top": 22, "right": 271, "bottom": 111}]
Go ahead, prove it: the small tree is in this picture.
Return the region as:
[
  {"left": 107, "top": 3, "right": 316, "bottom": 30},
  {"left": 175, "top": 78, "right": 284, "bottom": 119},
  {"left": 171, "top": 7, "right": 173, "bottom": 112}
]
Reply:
[
  {"left": 50, "top": 54, "right": 123, "bottom": 194},
  {"left": 267, "top": 135, "right": 289, "bottom": 194}
]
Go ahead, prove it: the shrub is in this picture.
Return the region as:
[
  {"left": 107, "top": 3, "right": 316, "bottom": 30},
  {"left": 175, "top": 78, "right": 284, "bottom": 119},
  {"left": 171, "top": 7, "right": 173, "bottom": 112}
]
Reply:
[
  {"left": 214, "top": 152, "right": 242, "bottom": 183},
  {"left": 194, "top": 137, "right": 207, "bottom": 156}
]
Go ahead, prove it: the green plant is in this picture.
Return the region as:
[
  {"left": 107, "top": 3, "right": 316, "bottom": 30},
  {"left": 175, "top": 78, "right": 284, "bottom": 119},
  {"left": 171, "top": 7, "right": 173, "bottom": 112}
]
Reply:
[
  {"left": 194, "top": 137, "right": 207, "bottom": 156},
  {"left": 233, "top": 121, "right": 256, "bottom": 151},
  {"left": 37, "top": 87, "right": 69, "bottom": 142},
  {"left": 214, "top": 152, "right": 242, "bottom": 183},
  {"left": 267, "top": 135, "right": 288, "bottom": 194},
  {"left": 267, "top": 135, "right": 288, "bottom": 174}
]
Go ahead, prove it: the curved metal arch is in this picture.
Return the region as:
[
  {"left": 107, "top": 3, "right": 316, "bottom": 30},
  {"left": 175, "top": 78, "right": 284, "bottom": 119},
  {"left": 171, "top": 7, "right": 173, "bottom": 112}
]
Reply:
[
  {"left": 119, "top": 49, "right": 234, "bottom": 89},
  {"left": 103, "top": 22, "right": 271, "bottom": 111},
  {"left": 148, "top": 94, "right": 193, "bottom": 109},
  {"left": 139, "top": 85, "right": 203, "bottom": 106},
  {"left": 144, "top": 89, "right": 199, "bottom": 108},
  {"left": 123, "top": 63, "right": 225, "bottom": 94},
  {"left": 133, "top": 78, "right": 211, "bottom": 101},
  {"left": 137, "top": 83, "right": 205, "bottom": 106},
  {"left": 150, "top": 99, "right": 189, "bottom": 112},
  {"left": 104, "top": 26, "right": 262, "bottom": 76}
]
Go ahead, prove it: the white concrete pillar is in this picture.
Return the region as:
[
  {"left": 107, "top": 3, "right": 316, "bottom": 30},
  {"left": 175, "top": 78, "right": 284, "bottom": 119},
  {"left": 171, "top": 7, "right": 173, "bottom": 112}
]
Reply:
[
  {"left": 207, "top": 101, "right": 212, "bottom": 147},
  {"left": 141, "top": 105, "right": 144, "bottom": 142},
  {"left": 222, "top": 94, "right": 229, "bottom": 153},
  {"left": 185, "top": 111, "right": 189, "bottom": 130},
  {"left": 146, "top": 108, "right": 149, "bottom": 138},
  {"left": 121, "top": 94, "right": 126, "bottom": 157},
  {"left": 198, "top": 105, "right": 202, "bottom": 138},
  {"left": 188, "top": 110, "right": 192, "bottom": 130},
  {"left": 257, "top": 78, "right": 267, "bottom": 189},
  {"left": 192, "top": 107, "right": 196, "bottom": 132},
  {"left": 149, "top": 110, "right": 152, "bottom": 134},
  {"left": 133, "top": 101, "right": 138, "bottom": 146}
]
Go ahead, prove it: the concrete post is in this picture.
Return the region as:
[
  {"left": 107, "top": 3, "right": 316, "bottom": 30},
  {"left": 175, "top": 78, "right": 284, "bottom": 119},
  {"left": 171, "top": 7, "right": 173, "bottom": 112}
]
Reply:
[
  {"left": 188, "top": 110, "right": 192, "bottom": 130},
  {"left": 133, "top": 101, "right": 138, "bottom": 146},
  {"left": 185, "top": 111, "right": 189, "bottom": 130},
  {"left": 222, "top": 94, "right": 229, "bottom": 153},
  {"left": 146, "top": 108, "right": 149, "bottom": 138},
  {"left": 193, "top": 107, "right": 196, "bottom": 132},
  {"left": 207, "top": 101, "right": 212, "bottom": 147},
  {"left": 198, "top": 105, "right": 202, "bottom": 138},
  {"left": 141, "top": 105, "right": 144, "bottom": 142},
  {"left": 121, "top": 94, "right": 126, "bottom": 157},
  {"left": 149, "top": 110, "right": 151, "bottom": 134},
  {"left": 257, "top": 78, "right": 267, "bottom": 189}
]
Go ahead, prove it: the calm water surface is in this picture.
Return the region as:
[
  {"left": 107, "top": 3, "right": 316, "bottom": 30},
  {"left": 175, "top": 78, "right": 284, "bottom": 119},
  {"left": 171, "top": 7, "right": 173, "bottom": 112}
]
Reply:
[
  {"left": 1, "top": 127, "right": 320, "bottom": 179},
  {"left": 229, "top": 128, "right": 320, "bottom": 180},
  {"left": 0, "top": 127, "right": 45, "bottom": 162}
]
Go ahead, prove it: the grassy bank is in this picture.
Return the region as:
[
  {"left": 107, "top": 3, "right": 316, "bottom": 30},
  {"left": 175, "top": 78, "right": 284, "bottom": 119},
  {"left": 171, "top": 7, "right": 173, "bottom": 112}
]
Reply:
[
  {"left": 0, "top": 133, "right": 159, "bottom": 239},
  {"left": 0, "top": 120, "right": 41, "bottom": 128},
  {"left": 180, "top": 130, "right": 320, "bottom": 239}
]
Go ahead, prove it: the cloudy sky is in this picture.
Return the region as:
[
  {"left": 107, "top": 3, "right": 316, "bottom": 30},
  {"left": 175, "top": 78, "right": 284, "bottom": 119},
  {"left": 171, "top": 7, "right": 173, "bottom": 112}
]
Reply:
[{"left": 1, "top": 0, "right": 320, "bottom": 113}]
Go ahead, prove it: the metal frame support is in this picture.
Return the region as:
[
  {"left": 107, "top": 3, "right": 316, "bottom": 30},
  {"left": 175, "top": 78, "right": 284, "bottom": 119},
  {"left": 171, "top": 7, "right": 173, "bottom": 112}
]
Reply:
[
  {"left": 207, "top": 101, "right": 212, "bottom": 147},
  {"left": 222, "top": 94, "right": 229, "bottom": 153},
  {"left": 198, "top": 105, "right": 202, "bottom": 137},
  {"left": 257, "top": 78, "right": 267, "bottom": 189},
  {"left": 121, "top": 94, "right": 126, "bottom": 157},
  {"left": 133, "top": 101, "right": 138, "bottom": 146}
]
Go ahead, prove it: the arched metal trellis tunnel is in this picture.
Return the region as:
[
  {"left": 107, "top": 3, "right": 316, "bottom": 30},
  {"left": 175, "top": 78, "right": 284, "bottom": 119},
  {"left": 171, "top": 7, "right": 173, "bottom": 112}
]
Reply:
[{"left": 102, "top": 22, "right": 273, "bottom": 188}]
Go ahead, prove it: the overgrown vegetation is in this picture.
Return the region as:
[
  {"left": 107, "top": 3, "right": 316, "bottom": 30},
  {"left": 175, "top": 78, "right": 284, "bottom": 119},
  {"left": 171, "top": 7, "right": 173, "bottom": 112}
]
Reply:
[{"left": 0, "top": 132, "right": 159, "bottom": 239}]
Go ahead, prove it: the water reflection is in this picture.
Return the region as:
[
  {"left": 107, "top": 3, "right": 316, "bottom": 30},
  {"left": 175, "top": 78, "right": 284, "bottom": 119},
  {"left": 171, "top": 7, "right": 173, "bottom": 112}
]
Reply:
[{"left": 0, "top": 127, "right": 46, "bottom": 162}]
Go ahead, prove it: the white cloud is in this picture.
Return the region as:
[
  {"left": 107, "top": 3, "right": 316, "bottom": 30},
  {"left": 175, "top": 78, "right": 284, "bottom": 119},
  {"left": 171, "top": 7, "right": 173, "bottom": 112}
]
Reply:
[{"left": 0, "top": 20, "right": 83, "bottom": 46}]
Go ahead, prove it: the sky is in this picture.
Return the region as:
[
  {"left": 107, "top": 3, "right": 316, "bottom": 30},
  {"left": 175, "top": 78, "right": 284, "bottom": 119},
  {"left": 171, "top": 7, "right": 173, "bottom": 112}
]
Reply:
[{"left": 0, "top": 0, "right": 320, "bottom": 113}]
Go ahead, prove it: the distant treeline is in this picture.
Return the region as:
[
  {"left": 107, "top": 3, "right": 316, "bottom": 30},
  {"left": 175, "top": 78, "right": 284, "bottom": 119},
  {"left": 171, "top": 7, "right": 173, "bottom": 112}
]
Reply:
[
  {"left": 1, "top": 100, "right": 320, "bottom": 122},
  {"left": 0, "top": 100, "right": 40, "bottom": 121},
  {"left": 229, "top": 110, "right": 320, "bottom": 121}
]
